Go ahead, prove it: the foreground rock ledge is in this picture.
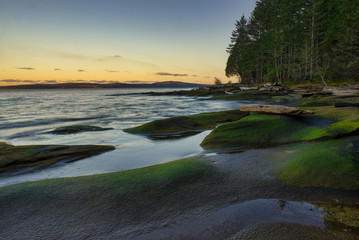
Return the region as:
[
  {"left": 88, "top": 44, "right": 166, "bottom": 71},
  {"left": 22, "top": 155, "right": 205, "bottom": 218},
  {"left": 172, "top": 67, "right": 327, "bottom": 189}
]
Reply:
[
  {"left": 0, "top": 142, "right": 115, "bottom": 173},
  {"left": 240, "top": 104, "right": 314, "bottom": 115}
]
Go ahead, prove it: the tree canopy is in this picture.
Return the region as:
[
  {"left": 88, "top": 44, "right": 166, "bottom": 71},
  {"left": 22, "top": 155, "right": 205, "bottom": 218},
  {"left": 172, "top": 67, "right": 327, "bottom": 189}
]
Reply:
[{"left": 226, "top": 0, "right": 359, "bottom": 85}]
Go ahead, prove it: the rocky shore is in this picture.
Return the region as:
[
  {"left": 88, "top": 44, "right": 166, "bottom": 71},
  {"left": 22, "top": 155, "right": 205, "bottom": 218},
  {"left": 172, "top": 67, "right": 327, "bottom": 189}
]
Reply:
[
  {"left": 0, "top": 85, "right": 358, "bottom": 239},
  {"left": 0, "top": 142, "right": 115, "bottom": 174}
]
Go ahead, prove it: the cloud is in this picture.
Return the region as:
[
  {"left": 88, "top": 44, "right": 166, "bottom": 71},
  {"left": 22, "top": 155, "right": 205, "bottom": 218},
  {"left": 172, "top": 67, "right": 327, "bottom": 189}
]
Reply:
[
  {"left": 54, "top": 68, "right": 62, "bottom": 71},
  {"left": 204, "top": 76, "right": 211, "bottom": 78},
  {"left": 0, "top": 79, "right": 22, "bottom": 83},
  {"left": 9, "top": 44, "right": 99, "bottom": 61},
  {"left": 17, "top": 67, "right": 35, "bottom": 70},
  {"left": 0, "top": 79, "right": 38, "bottom": 83},
  {"left": 22, "top": 80, "right": 38, "bottom": 83},
  {"left": 105, "top": 69, "right": 120, "bottom": 73},
  {"left": 155, "top": 72, "right": 188, "bottom": 77},
  {"left": 90, "top": 80, "right": 107, "bottom": 84},
  {"left": 77, "top": 69, "right": 86, "bottom": 72},
  {"left": 112, "top": 55, "right": 121, "bottom": 58},
  {"left": 45, "top": 80, "right": 58, "bottom": 83},
  {"left": 124, "top": 80, "right": 154, "bottom": 84},
  {"left": 89, "top": 80, "right": 121, "bottom": 84}
]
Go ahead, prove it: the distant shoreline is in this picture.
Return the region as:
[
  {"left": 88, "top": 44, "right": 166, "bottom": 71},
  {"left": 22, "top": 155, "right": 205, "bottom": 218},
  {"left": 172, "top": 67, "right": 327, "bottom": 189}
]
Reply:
[{"left": 0, "top": 81, "right": 208, "bottom": 90}]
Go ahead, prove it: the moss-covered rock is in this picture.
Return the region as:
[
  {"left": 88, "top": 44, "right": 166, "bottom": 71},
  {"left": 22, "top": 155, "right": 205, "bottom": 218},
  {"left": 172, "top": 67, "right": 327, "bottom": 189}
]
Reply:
[
  {"left": 0, "top": 158, "right": 217, "bottom": 205},
  {"left": 295, "top": 94, "right": 359, "bottom": 108},
  {"left": 0, "top": 142, "right": 115, "bottom": 173},
  {"left": 201, "top": 111, "right": 359, "bottom": 150},
  {"left": 282, "top": 118, "right": 359, "bottom": 142},
  {"left": 124, "top": 110, "right": 249, "bottom": 136},
  {"left": 50, "top": 125, "right": 113, "bottom": 134},
  {"left": 277, "top": 137, "right": 359, "bottom": 190},
  {"left": 301, "top": 106, "right": 359, "bottom": 121},
  {"left": 315, "top": 203, "right": 359, "bottom": 236},
  {"left": 200, "top": 114, "right": 316, "bottom": 150}
]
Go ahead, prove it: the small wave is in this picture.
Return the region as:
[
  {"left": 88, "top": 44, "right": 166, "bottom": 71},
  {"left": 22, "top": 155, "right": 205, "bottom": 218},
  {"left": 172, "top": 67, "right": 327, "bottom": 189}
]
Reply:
[
  {"left": 0, "top": 97, "right": 27, "bottom": 102},
  {"left": 105, "top": 93, "right": 144, "bottom": 97},
  {"left": 6, "top": 130, "right": 48, "bottom": 140}
]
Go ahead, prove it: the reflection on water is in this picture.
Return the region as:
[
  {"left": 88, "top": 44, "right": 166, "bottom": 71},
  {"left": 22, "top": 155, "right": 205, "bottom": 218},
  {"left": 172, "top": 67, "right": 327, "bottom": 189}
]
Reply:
[
  {"left": 133, "top": 199, "right": 324, "bottom": 240},
  {"left": 145, "top": 130, "right": 203, "bottom": 141},
  {"left": 0, "top": 131, "right": 211, "bottom": 188}
]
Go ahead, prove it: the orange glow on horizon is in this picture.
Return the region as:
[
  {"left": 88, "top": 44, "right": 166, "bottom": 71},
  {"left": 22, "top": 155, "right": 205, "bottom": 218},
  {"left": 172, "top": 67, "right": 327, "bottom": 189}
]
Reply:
[{"left": 0, "top": 0, "right": 254, "bottom": 87}]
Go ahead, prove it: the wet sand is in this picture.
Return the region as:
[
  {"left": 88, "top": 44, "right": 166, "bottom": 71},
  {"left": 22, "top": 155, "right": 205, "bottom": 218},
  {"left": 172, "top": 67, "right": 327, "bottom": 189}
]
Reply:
[{"left": 228, "top": 223, "right": 348, "bottom": 240}]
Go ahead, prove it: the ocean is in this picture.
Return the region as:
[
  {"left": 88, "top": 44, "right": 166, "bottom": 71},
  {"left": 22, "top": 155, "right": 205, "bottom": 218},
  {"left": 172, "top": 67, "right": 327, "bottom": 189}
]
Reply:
[{"left": 0, "top": 88, "right": 240, "bottom": 187}]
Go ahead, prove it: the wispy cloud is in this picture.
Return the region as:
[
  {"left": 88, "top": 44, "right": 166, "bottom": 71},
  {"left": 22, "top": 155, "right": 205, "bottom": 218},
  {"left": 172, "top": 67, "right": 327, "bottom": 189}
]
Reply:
[
  {"left": 105, "top": 69, "right": 121, "bottom": 73},
  {"left": 155, "top": 72, "right": 188, "bottom": 77},
  {"left": 124, "top": 80, "right": 154, "bottom": 84},
  {"left": 45, "top": 80, "right": 58, "bottom": 83},
  {"left": 0, "top": 79, "right": 23, "bottom": 83},
  {"left": 109, "top": 54, "right": 159, "bottom": 68},
  {"left": 0, "top": 79, "right": 38, "bottom": 83},
  {"left": 90, "top": 80, "right": 107, "bottom": 84},
  {"left": 22, "top": 80, "right": 38, "bottom": 83},
  {"left": 54, "top": 68, "right": 62, "bottom": 71},
  {"left": 9, "top": 44, "right": 159, "bottom": 69},
  {"left": 89, "top": 80, "right": 120, "bottom": 84},
  {"left": 9, "top": 44, "right": 103, "bottom": 61},
  {"left": 77, "top": 69, "right": 86, "bottom": 72},
  {"left": 17, "top": 67, "right": 35, "bottom": 70}
]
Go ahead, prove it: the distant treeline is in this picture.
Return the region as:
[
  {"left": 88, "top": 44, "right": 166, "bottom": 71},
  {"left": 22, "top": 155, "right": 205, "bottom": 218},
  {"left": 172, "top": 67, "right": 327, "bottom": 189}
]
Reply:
[
  {"left": 226, "top": 0, "right": 359, "bottom": 84},
  {"left": 0, "top": 81, "right": 205, "bottom": 90}
]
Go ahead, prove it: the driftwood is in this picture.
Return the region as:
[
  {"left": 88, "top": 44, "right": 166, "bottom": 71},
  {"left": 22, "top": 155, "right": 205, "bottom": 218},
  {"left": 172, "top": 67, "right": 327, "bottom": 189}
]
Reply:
[
  {"left": 323, "top": 85, "right": 359, "bottom": 96},
  {"left": 240, "top": 104, "right": 314, "bottom": 115}
]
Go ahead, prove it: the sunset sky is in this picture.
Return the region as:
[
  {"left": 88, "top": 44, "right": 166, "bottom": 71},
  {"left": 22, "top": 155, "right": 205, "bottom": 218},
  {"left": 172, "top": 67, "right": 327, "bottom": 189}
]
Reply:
[{"left": 0, "top": 0, "right": 256, "bottom": 85}]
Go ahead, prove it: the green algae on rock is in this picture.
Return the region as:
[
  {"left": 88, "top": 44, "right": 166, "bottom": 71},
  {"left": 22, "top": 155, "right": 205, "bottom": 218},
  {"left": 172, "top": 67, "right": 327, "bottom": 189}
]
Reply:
[
  {"left": 200, "top": 114, "right": 315, "bottom": 150},
  {"left": 124, "top": 110, "right": 249, "bottom": 136},
  {"left": 282, "top": 118, "right": 359, "bottom": 142},
  {"left": 277, "top": 137, "right": 359, "bottom": 190},
  {"left": 301, "top": 106, "right": 359, "bottom": 121},
  {"left": 50, "top": 125, "right": 113, "bottom": 134},
  {"left": 295, "top": 94, "right": 359, "bottom": 108},
  {"left": 0, "top": 158, "right": 218, "bottom": 206},
  {"left": 315, "top": 203, "right": 359, "bottom": 236},
  {"left": 0, "top": 142, "right": 115, "bottom": 173},
  {"left": 201, "top": 111, "right": 359, "bottom": 150}
]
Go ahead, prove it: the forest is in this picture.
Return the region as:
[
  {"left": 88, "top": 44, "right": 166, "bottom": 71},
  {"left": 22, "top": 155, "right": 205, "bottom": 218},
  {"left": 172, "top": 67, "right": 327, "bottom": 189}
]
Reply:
[{"left": 225, "top": 0, "right": 359, "bottom": 85}]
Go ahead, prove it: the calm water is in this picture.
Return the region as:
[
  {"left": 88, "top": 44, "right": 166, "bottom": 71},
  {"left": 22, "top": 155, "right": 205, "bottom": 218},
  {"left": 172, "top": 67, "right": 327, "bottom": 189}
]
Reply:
[
  {"left": 134, "top": 199, "right": 324, "bottom": 240},
  {"left": 0, "top": 88, "right": 241, "bottom": 186}
]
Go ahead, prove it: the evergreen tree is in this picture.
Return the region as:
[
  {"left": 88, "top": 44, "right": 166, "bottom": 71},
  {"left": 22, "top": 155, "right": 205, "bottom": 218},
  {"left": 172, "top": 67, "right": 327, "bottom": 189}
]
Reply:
[{"left": 225, "top": 0, "right": 359, "bottom": 84}]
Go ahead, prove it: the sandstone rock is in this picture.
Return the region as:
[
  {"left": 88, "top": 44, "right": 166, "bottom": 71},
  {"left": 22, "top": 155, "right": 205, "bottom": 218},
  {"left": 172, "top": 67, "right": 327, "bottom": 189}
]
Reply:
[{"left": 240, "top": 104, "right": 314, "bottom": 115}]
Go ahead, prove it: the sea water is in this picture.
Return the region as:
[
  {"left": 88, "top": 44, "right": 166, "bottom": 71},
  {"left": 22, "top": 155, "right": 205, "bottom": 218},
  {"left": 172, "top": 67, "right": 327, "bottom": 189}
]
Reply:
[{"left": 0, "top": 88, "right": 240, "bottom": 187}]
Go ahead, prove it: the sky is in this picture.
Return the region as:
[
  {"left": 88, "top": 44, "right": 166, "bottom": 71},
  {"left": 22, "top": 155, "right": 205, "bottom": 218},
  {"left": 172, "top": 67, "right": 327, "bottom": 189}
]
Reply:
[{"left": 0, "top": 0, "right": 257, "bottom": 85}]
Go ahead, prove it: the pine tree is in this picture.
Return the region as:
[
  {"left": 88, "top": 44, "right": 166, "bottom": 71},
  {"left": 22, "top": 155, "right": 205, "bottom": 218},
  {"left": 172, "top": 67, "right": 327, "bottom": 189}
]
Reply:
[{"left": 225, "top": 0, "right": 359, "bottom": 85}]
